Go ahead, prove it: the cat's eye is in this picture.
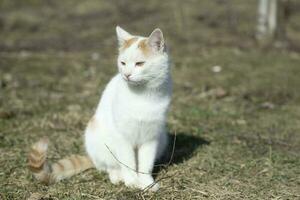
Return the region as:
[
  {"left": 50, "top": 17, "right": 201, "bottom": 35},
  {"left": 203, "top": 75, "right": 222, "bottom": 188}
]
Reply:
[
  {"left": 121, "top": 61, "right": 126, "bottom": 66},
  {"left": 136, "top": 62, "right": 145, "bottom": 67}
]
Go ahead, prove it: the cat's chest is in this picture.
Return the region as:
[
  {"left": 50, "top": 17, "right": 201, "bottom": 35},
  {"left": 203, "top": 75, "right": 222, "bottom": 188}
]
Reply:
[
  {"left": 115, "top": 90, "right": 169, "bottom": 120},
  {"left": 112, "top": 89, "right": 169, "bottom": 139}
]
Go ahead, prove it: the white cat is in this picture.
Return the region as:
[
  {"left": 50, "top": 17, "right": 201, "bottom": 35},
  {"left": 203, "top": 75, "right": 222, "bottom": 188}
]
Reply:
[{"left": 28, "top": 26, "right": 172, "bottom": 191}]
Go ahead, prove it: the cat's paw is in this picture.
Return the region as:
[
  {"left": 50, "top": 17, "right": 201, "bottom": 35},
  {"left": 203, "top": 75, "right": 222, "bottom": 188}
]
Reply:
[
  {"left": 122, "top": 171, "right": 139, "bottom": 188},
  {"left": 124, "top": 178, "right": 139, "bottom": 188},
  {"left": 151, "top": 182, "right": 160, "bottom": 192},
  {"left": 137, "top": 175, "right": 160, "bottom": 192},
  {"left": 108, "top": 170, "right": 122, "bottom": 184}
]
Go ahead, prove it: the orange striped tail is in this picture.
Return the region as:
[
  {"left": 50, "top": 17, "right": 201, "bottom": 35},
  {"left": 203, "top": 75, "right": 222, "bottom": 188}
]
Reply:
[{"left": 28, "top": 138, "right": 93, "bottom": 184}]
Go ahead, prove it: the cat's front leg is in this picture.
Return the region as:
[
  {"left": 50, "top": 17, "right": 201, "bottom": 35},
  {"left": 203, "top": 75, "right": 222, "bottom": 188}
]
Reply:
[
  {"left": 138, "top": 140, "right": 159, "bottom": 191},
  {"left": 115, "top": 142, "right": 139, "bottom": 187}
]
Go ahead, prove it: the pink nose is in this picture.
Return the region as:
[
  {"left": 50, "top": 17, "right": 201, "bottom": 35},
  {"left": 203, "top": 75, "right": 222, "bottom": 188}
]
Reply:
[{"left": 125, "top": 74, "right": 131, "bottom": 79}]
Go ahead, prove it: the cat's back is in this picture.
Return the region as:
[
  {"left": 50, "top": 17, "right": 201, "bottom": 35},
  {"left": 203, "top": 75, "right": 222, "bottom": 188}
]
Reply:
[
  {"left": 102, "top": 74, "right": 122, "bottom": 96},
  {"left": 95, "top": 74, "right": 122, "bottom": 115}
]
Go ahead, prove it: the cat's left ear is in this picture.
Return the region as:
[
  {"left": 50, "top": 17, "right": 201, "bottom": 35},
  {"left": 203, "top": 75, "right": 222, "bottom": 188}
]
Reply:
[
  {"left": 148, "top": 28, "right": 164, "bottom": 52},
  {"left": 116, "top": 26, "right": 132, "bottom": 46}
]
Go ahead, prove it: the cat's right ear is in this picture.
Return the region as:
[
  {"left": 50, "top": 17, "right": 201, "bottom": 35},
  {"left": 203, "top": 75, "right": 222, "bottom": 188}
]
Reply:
[
  {"left": 116, "top": 26, "right": 132, "bottom": 46},
  {"left": 148, "top": 28, "right": 165, "bottom": 52}
]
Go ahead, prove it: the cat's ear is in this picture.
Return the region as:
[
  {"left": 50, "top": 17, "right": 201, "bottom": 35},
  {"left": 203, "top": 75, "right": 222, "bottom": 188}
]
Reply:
[
  {"left": 148, "top": 28, "right": 164, "bottom": 52},
  {"left": 116, "top": 26, "right": 132, "bottom": 46}
]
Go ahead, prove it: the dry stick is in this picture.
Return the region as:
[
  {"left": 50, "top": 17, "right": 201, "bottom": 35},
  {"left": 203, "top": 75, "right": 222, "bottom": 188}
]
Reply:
[
  {"left": 165, "top": 130, "right": 177, "bottom": 167},
  {"left": 81, "top": 193, "right": 104, "bottom": 200},
  {"left": 105, "top": 130, "right": 177, "bottom": 192},
  {"left": 140, "top": 174, "right": 176, "bottom": 194}
]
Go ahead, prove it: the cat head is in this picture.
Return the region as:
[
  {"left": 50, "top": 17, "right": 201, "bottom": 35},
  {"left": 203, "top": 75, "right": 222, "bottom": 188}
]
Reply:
[{"left": 116, "top": 26, "right": 169, "bottom": 88}]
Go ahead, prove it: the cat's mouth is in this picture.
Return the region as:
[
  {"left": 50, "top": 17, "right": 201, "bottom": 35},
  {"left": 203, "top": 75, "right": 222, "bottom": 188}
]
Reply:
[
  {"left": 124, "top": 78, "right": 144, "bottom": 85},
  {"left": 121, "top": 74, "right": 146, "bottom": 86},
  {"left": 127, "top": 79, "right": 141, "bottom": 85}
]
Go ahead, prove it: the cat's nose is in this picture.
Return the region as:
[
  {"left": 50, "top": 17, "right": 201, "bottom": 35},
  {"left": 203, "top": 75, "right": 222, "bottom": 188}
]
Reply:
[{"left": 125, "top": 74, "right": 131, "bottom": 80}]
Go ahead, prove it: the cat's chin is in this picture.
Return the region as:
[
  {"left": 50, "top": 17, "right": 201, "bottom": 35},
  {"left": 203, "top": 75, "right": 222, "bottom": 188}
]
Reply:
[
  {"left": 127, "top": 80, "right": 144, "bottom": 86},
  {"left": 123, "top": 78, "right": 145, "bottom": 86}
]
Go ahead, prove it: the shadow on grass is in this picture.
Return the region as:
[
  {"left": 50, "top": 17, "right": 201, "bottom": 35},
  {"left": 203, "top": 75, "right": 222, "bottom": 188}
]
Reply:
[{"left": 154, "top": 132, "right": 210, "bottom": 174}]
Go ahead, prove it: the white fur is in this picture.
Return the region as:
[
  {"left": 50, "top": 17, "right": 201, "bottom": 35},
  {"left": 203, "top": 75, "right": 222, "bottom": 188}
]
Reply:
[{"left": 84, "top": 26, "right": 172, "bottom": 191}]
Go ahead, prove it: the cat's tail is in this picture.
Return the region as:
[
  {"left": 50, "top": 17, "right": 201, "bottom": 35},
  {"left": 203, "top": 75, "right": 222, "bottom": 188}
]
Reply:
[{"left": 28, "top": 138, "right": 94, "bottom": 184}]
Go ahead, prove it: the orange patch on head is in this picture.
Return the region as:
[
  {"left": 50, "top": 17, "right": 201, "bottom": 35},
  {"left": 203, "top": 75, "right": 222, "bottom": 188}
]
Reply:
[
  {"left": 138, "top": 39, "right": 151, "bottom": 56},
  {"left": 120, "top": 37, "right": 138, "bottom": 51}
]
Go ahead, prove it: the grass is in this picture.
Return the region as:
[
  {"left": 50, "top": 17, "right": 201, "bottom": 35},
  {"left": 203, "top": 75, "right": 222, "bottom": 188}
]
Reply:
[{"left": 1, "top": 0, "right": 300, "bottom": 199}]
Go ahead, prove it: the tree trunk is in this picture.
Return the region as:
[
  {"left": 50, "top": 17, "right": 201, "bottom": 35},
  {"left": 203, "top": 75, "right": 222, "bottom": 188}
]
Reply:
[
  {"left": 256, "top": 0, "right": 285, "bottom": 42},
  {"left": 257, "top": 0, "right": 270, "bottom": 40}
]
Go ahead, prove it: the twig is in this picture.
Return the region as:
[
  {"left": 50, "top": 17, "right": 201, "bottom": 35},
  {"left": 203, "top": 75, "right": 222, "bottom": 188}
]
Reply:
[
  {"left": 140, "top": 174, "right": 175, "bottom": 194},
  {"left": 189, "top": 188, "right": 209, "bottom": 197},
  {"left": 81, "top": 193, "right": 104, "bottom": 199}
]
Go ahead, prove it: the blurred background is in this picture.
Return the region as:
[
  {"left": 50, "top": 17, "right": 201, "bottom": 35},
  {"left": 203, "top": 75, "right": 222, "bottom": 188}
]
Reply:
[
  {"left": 0, "top": 0, "right": 300, "bottom": 53},
  {"left": 0, "top": 0, "right": 300, "bottom": 199}
]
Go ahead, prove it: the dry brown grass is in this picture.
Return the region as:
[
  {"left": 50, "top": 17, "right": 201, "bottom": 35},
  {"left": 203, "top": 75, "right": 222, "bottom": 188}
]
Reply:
[{"left": 1, "top": 0, "right": 300, "bottom": 199}]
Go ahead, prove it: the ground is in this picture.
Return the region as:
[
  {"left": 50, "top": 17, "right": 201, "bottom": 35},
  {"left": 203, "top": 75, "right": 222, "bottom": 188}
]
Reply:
[{"left": 0, "top": 0, "right": 300, "bottom": 199}]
